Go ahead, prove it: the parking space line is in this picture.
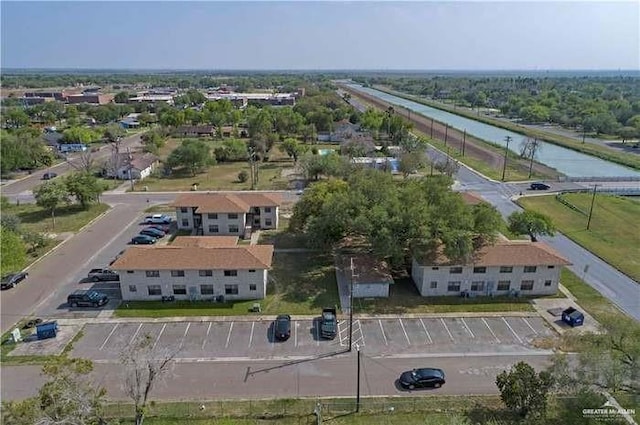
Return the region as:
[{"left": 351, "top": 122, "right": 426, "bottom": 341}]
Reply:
[
  {"left": 248, "top": 322, "right": 255, "bottom": 348},
  {"left": 482, "top": 318, "right": 500, "bottom": 343},
  {"left": 419, "top": 318, "right": 432, "bottom": 344},
  {"left": 225, "top": 322, "right": 234, "bottom": 349},
  {"left": 440, "top": 318, "right": 455, "bottom": 342},
  {"left": 502, "top": 317, "right": 524, "bottom": 344},
  {"left": 399, "top": 319, "right": 411, "bottom": 345},
  {"left": 202, "top": 322, "right": 212, "bottom": 350},
  {"left": 352, "top": 320, "right": 365, "bottom": 347},
  {"left": 178, "top": 323, "right": 191, "bottom": 351},
  {"left": 99, "top": 324, "right": 118, "bottom": 351},
  {"left": 460, "top": 318, "right": 475, "bottom": 338},
  {"left": 152, "top": 324, "right": 166, "bottom": 350},
  {"left": 129, "top": 323, "right": 143, "bottom": 345},
  {"left": 378, "top": 320, "right": 388, "bottom": 346},
  {"left": 522, "top": 317, "right": 538, "bottom": 335}
]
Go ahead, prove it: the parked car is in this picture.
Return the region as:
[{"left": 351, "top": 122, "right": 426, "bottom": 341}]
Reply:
[
  {"left": 530, "top": 182, "right": 551, "bottom": 190},
  {"left": 87, "top": 268, "right": 120, "bottom": 282},
  {"left": 147, "top": 223, "right": 171, "bottom": 233},
  {"left": 399, "top": 368, "right": 446, "bottom": 390},
  {"left": 274, "top": 314, "right": 291, "bottom": 341},
  {"left": 1, "top": 272, "right": 28, "bottom": 289},
  {"left": 144, "top": 214, "right": 172, "bottom": 224},
  {"left": 67, "top": 290, "right": 109, "bottom": 307},
  {"left": 42, "top": 172, "right": 58, "bottom": 180},
  {"left": 131, "top": 234, "right": 157, "bottom": 245},
  {"left": 320, "top": 307, "right": 337, "bottom": 339},
  {"left": 140, "top": 227, "right": 166, "bottom": 238}
]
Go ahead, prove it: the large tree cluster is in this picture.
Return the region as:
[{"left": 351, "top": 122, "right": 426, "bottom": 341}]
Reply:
[{"left": 290, "top": 170, "right": 502, "bottom": 266}]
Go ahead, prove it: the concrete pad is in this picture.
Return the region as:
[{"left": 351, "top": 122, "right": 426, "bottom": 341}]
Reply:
[
  {"left": 10, "top": 325, "right": 82, "bottom": 356},
  {"left": 532, "top": 298, "right": 602, "bottom": 335}
]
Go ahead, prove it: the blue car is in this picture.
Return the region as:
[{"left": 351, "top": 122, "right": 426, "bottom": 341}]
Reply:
[
  {"left": 131, "top": 234, "right": 157, "bottom": 245},
  {"left": 140, "top": 227, "right": 166, "bottom": 238}
]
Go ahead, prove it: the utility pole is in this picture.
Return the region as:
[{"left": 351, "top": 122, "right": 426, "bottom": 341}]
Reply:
[
  {"left": 348, "top": 257, "right": 358, "bottom": 352},
  {"left": 127, "top": 147, "right": 135, "bottom": 191},
  {"left": 462, "top": 129, "right": 467, "bottom": 156},
  {"left": 355, "top": 344, "right": 361, "bottom": 413},
  {"left": 501, "top": 136, "right": 512, "bottom": 181},
  {"left": 248, "top": 147, "right": 255, "bottom": 190},
  {"left": 586, "top": 184, "right": 599, "bottom": 230},
  {"left": 430, "top": 118, "right": 434, "bottom": 139},
  {"left": 528, "top": 138, "right": 537, "bottom": 179},
  {"left": 444, "top": 125, "right": 448, "bottom": 146}
]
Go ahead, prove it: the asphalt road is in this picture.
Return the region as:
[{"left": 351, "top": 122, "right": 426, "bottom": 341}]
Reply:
[{"left": 0, "top": 353, "right": 553, "bottom": 401}]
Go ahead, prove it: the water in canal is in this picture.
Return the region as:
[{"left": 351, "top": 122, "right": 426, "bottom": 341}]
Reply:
[{"left": 347, "top": 84, "right": 640, "bottom": 178}]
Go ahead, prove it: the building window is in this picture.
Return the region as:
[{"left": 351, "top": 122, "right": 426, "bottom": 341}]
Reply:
[
  {"left": 544, "top": 280, "right": 552, "bottom": 287},
  {"left": 181, "top": 219, "right": 189, "bottom": 227},
  {"left": 471, "top": 281, "right": 485, "bottom": 291},
  {"left": 199, "top": 270, "right": 212, "bottom": 277},
  {"left": 547, "top": 265, "right": 555, "bottom": 269},
  {"left": 209, "top": 225, "right": 219, "bottom": 233},
  {"left": 126, "top": 270, "right": 134, "bottom": 274},
  {"left": 171, "top": 270, "right": 185, "bottom": 277},
  {"left": 225, "top": 284, "right": 239, "bottom": 295},
  {"left": 224, "top": 270, "right": 237, "bottom": 277},
  {"left": 173, "top": 285, "right": 187, "bottom": 295},
  {"left": 200, "top": 284, "right": 214, "bottom": 295},
  {"left": 228, "top": 225, "right": 239, "bottom": 233},
  {"left": 520, "top": 280, "right": 535, "bottom": 291},
  {"left": 180, "top": 207, "right": 188, "bottom": 213},
  {"left": 128, "top": 285, "right": 137, "bottom": 292},
  {"left": 264, "top": 207, "right": 272, "bottom": 213},
  {"left": 431, "top": 267, "right": 439, "bottom": 270},
  {"left": 208, "top": 213, "right": 218, "bottom": 220},
  {"left": 524, "top": 266, "right": 537, "bottom": 273},
  {"left": 265, "top": 219, "right": 272, "bottom": 226},
  {"left": 249, "top": 284, "right": 257, "bottom": 291},
  {"left": 449, "top": 267, "right": 463, "bottom": 274},
  {"left": 447, "top": 281, "right": 461, "bottom": 292},
  {"left": 430, "top": 281, "right": 438, "bottom": 289},
  {"left": 248, "top": 269, "right": 256, "bottom": 273},
  {"left": 228, "top": 213, "right": 238, "bottom": 219},
  {"left": 473, "top": 266, "right": 486, "bottom": 274},
  {"left": 147, "top": 285, "right": 161, "bottom": 296},
  {"left": 145, "top": 270, "right": 160, "bottom": 278},
  {"left": 497, "top": 280, "right": 511, "bottom": 291},
  {"left": 499, "top": 266, "right": 513, "bottom": 273}
]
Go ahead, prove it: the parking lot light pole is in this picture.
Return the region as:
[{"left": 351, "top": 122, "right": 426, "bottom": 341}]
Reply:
[
  {"left": 349, "top": 257, "right": 354, "bottom": 352},
  {"left": 356, "top": 343, "right": 361, "bottom": 413}
]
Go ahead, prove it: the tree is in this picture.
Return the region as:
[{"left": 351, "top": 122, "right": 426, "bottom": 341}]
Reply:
[
  {"left": 0, "top": 213, "right": 21, "bottom": 234},
  {"left": 114, "top": 91, "right": 131, "bottom": 103},
  {"left": 65, "top": 172, "right": 107, "bottom": 209},
  {"left": 301, "top": 123, "right": 317, "bottom": 143},
  {"left": 1, "top": 357, "right": 107, "bottom": 425},
  {"left": 289, "top": 179, "right": 349, "bottom": 232},
  {"left": 237, "top": 170, "right": 249, "bottom": 183},
  {"left": 62, "top": 127, "right": 100, "bottom": 144},
  {"left": 2, "top": 108, "right": 30, "bottom": 129},
  {"left": 507, "top": 210, "right": 555, "bottom": 242},
  {"left": 0, "top": 227, "right": 26, "bottom": 275},
  {"left": 279, "top": 138, "right": 308, "bottom": 162},
  {"left": 141, "top": 130, "right": 166, "bottom": 154},
  {"left": 398, "top": 152, "right": 426, "bottom": 178},
  {"left": 33, "top": 180, "right": 70, "bottom": 229},
  {"left": 214, "top": 139, "right": 248, "bottom": 162},
  {"left": 166, "top": 139, "right": 214, "bottom": 176},
  {"left": 1, "top": 131, "right": 54, "bottom": 174},
  {"left": 496, "top": 361, "right": 553, "bottom": 418},
  {"left": 121, "top": 334, "right": 178, "bottom": 425},
  {"left": 104, "top": 123, "right": 126, "bottom": 143}
]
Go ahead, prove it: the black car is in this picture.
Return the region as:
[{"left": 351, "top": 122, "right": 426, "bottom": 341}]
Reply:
[
  {"left": 1, "top": 272, "right": 28, "bottom": 289},
  {"left": 399, "top": 368, "right": 446, "bottom": 390},
  {"left": 42, "top": 172, "right": 58, "bottom": 180},
  {"left": 140, "top": 227, "right": 166, "bottom": 238},
  {"left": 530, "top": 182, "right": 551, "bottom": 190},
  {"left": 67, "top": 290, "right": 109, "bottom": 307},
  {"left": 131, "top": 234, "right": 157, "bottom": 245},
  {"left": 274, "top": 314, "right": 291, "bottom": 341}
]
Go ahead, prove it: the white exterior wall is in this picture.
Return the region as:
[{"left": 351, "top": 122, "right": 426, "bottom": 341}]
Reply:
[
  {"left": 411, "top": 257, "right": 562, "bottom": 297},
  {"left": 353, "top": 283, "right": 389, "bottom": 298},
  {"left": 201, "top": 212, "right": 246, "bottom": 236},
  {"left": 258, "top": 206, "right": 279, "bottom": 230},
  {"left": 175, "top": 206, "right": 278, "bottom": 233},
  {"left": 115, "top": 166, "right": 153, "bottom": 181},
  {"left": 118, "top": 268, "right": 267, "bottom": 301},
  {"left": 176, "top": 207, "right": 195, "bottom": 230}
]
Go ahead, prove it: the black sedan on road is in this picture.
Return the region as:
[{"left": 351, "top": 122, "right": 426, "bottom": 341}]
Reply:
[
  {"left": 399, "top": 368, "right": 446, "bottom": 390},
  {"left": 1, "top": 272, "right": 29, "bottom": 289},
  {"left": 274, "top": 314, "right": 291, "bottom": 341}
]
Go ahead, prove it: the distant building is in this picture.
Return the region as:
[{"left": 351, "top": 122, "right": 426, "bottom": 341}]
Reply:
[
  {"left": 173, "top": 125, "right": 215, "bottom": 138},
  {"left": 66, "top": 93, "right": 114, "bottom": 105},
  {"left": 104, "top": 152, "right": 158, "bottom": 181}
]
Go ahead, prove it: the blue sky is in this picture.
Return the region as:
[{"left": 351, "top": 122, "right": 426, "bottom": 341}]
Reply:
[{"left": 1, "top": 1, "right": 638, "bottom": 70}]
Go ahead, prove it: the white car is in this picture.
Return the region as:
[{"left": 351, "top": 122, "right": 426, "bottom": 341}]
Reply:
[{"left": 144, "top": 214, "right": 172, "bottom": 224}]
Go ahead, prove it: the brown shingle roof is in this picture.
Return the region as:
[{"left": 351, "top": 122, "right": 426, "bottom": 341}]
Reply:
[
  {"left": 417, "top": 241, "right": 572, "bottom": 267},
  {"left": 171, "top": 193, "right": 282, "bottom": 213},
  {"left": 111, "top": 245, "right": 274, "bottom": 270},
  {"left": 172, "top": 236, "right": 238, "bottom": 248}
]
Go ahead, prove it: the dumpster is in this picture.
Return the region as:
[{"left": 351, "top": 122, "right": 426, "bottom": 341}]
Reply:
[
  {"left": 562, "top": 307, "right": 584, "bottom": 327},
  {"left": 36, "top": 321, "right": 59, "bottom": 340}
]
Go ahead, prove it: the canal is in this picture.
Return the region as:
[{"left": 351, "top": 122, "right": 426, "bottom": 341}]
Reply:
[{"left": 346, "top": 84, "right": 640, "bottom": 179}]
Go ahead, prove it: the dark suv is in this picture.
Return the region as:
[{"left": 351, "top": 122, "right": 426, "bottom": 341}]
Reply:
[
  {"left": 530, "top": 182, "right": 551, "bottom": 190},
  {"left": 68, "top": 290, "right": 109, "bottom": 307}
]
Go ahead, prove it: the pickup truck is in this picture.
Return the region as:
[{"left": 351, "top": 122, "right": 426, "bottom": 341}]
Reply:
[
  {"left": 87, "top": 268, "right": 120, "bottom": 282},
  {"left": 319, "top": 307, "right": 337, "bottom": 339}
]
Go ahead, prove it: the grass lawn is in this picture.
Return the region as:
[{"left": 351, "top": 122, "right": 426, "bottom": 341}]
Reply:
[
  {"left": 354, "top": 278, "right": 535, "bottom": 314},
  {"left": 2, "top": 203, "right": 110, "bottom": 234},
  {"left": 518, "top": 193, "right": 640, "bottom": 282},
  {"left": 115, "top": 252, "right": 339, "bottom": 317}
]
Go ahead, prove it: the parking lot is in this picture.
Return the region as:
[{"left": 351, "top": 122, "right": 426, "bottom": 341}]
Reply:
[{"left": 70, "top": 315, "right": 553, "bottom": 360}]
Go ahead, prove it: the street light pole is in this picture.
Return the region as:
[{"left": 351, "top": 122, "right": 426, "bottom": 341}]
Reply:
[
  {"left": 586, "top": 184, "right": 599, "bottom": 230},
  {"left": 501, "top": 136, "right": 512, "bottom": 181},
  {"left": 356, "top": 344, "right": 361, "bottom": 413},
  {"left": 348, "top": 257, "right": 355, "bottom": 352}
]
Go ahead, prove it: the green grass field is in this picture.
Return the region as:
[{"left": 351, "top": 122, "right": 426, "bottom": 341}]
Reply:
[
  {"left": 2, "top": 203, "right": 110, "bottom": 234},
  {"left": 518, "top": 193, "right": 640, "bottom": 282}
]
